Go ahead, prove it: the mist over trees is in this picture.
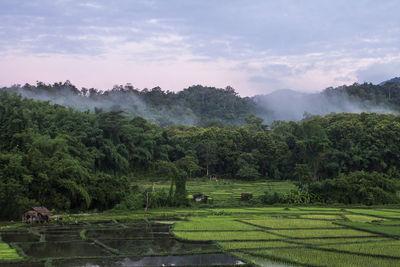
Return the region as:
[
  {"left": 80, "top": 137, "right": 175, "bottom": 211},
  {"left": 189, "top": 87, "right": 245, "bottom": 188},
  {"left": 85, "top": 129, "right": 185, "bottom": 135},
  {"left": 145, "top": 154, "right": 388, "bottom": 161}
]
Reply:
[
  {"left": 253, "top": 81, "right": 400, "bottom": 122},
  {"left": 2, "top": 80, "right": 400, "bottom": 126},
  {"left": 1, "top": 82, "right": 256, "bottom": 127}
]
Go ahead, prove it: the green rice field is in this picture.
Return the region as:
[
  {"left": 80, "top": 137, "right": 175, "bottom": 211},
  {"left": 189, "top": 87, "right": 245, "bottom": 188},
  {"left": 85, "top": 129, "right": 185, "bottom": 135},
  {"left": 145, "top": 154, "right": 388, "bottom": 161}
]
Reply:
[
  {"left": 2, "top": 206, "right": 400, "bottom": 266},
  {"left": 172, "top": 207, "right": 400, "bottom": 266},
  {"left": 0, "top": 230, "right": 23, "bottom": 262}
]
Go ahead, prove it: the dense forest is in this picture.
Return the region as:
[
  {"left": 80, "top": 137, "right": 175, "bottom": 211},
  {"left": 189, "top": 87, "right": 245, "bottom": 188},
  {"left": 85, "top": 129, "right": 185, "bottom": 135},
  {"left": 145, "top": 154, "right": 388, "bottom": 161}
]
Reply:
[
  {"left": 1, "top": 80, "right": 400, "bottom": 219},
  {"left": 2, "top": 79, "right": 400, "bottom": 126},
  {"left": 1, "top": 82, "right": 256, "bottom": 126}
]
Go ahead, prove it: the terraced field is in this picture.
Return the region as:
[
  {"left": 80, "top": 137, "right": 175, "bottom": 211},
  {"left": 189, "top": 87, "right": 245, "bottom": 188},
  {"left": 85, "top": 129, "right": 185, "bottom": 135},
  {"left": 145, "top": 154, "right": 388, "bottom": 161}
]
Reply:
[
  {"left": 172, "top": 207, "right": 400, "bottom": 266},
  {"left": 1, "top": 207, "right": 400, "bottom": 266}
]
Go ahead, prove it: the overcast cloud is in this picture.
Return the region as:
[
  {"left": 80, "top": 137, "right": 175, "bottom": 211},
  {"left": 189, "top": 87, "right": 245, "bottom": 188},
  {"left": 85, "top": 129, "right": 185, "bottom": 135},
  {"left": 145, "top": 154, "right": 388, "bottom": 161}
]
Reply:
[{"left": 0, "top": 0, "right": 399, "bottom": 96}]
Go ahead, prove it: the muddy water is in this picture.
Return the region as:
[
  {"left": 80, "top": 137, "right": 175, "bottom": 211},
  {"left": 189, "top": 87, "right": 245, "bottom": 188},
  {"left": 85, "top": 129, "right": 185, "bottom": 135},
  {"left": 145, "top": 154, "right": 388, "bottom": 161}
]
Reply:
[{"left": 0, "top": 220, "right": 244, "bottom": 266}]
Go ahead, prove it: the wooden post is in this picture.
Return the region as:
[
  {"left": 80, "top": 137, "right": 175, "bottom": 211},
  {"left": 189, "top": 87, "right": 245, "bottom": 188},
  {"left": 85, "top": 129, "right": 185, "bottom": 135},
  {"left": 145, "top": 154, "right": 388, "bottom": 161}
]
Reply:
[{"left": 144, "top": 191, "right": 151, "bottom": 216}]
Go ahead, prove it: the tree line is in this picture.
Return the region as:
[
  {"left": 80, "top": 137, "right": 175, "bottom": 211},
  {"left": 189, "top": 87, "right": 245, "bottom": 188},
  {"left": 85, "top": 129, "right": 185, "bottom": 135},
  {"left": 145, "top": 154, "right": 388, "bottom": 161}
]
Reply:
[
  {"left": 4, "top": 79, "right": 400, "bottom": 127},
  {"left": 1, "top": 82, "right": 256, "bottom": 126}
]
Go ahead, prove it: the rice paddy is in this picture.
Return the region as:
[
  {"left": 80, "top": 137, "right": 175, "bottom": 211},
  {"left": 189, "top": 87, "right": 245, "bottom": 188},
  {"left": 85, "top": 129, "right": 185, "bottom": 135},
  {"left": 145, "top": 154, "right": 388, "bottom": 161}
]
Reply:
[
  {"left": 0, "top": 236, "right": 23, "bottom": 262},
  {"left": 172, "top": 207, "right": 400, "bottom": 266},
  {"left": 243, "top": 218, "right": 341, "bottom": 229},
  {"left": 300, "top": 214, "right": 343, "bottom": 220},
  {"left": 344, "top": 214, "right": 385, "bottom": 222},
  {"left": 268, "top": 228, "right": 376, "bottom": 238},
  {"left": 346, "top": 209, "right": 400, "bottom": 218},
  {"left": 234, "top": 247, "right": 400, "bottom": 267},
  {"left": 1, "top": 203, "right": 400, "bottom": 266},
  {"left": 219, "top": 240, "right": 300, "bottom": 250},
  {"left": 339, "top": 221, "right": 400, "bottom": 237},
  {"left": 174, "top": 230, "right": 280, "bottom": 241},
  {"left": 173, "top": 217, "right": 257, "bottom": 231},
  {"left": 295, "top": 237, "right": 390, "bottom": 245},
  {"left": 321, "top": 240, "right": 400, "bottom": 257}
]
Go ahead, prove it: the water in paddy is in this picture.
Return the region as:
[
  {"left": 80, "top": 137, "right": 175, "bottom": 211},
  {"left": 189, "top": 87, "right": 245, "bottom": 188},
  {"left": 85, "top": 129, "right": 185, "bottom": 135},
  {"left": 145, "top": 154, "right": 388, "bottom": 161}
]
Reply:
[
  {"left": 54, "top": 254, "right": 240, "bottom": 266},
  {"left": 0, "top": 220, "right": 244, "bottom": 266}
]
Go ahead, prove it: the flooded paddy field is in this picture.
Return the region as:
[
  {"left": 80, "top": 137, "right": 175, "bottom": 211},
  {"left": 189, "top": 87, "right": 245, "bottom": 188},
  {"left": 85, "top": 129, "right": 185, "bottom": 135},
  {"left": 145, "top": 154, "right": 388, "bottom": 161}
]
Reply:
[
  {"left": 2, "top": 207, "right": 400, "bottom": 266},
  {"left": 0, "top": 219, "right": 244, "bottom": 266}
]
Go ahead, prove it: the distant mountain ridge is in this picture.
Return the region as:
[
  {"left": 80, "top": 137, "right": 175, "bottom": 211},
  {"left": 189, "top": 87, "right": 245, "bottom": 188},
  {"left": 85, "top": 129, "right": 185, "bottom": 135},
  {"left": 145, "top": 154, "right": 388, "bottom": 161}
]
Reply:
[
  {"left": 253, "top": 77, "right": 400, "bottom": 122},
  {"left": 379, "top": 77, "right": 400, "bottom": 86}
]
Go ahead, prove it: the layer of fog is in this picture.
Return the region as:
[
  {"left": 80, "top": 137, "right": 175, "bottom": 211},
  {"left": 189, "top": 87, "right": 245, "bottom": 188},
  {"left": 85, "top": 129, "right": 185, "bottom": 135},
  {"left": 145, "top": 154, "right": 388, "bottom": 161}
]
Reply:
[
  {"left": 3, "top": 82, "right": 399, "bottom": 126},
  {"left": 2, "top": 84, "right": 199, "bottom": 126},
  {"left": 253, "top": 89, "right": 397, "bottom": 123}
]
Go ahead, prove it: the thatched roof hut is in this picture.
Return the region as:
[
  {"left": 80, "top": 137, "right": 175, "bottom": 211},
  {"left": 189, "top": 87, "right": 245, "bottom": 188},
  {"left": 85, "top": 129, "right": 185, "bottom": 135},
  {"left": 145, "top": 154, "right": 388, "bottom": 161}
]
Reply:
[{"left": 23, "top": 206, "right": 53, "bottom": 223}]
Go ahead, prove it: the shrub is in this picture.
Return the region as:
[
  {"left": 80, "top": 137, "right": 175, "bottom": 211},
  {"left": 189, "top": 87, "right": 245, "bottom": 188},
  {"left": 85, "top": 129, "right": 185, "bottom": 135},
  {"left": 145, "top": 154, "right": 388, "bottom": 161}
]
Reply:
[{"left": 309, "top": 171, "right": 400, "bottom": 205}]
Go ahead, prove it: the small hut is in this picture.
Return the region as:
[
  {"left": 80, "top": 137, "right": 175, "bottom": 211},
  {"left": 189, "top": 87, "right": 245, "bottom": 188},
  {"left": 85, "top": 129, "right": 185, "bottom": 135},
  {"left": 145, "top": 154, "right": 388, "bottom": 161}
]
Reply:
[
  {"left": 23, "top": 207, "right": 53, "bottom": 223},
  {"left": 209, "top": 175, "right": 218, "bottom": 182}
]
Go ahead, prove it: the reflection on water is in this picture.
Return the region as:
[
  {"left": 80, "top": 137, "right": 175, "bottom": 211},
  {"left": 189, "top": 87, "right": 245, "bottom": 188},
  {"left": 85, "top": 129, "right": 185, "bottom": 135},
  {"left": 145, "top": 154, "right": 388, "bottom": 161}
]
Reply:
[
  {"left": 101, "top": 239, "right": 217, "bottom": 255},
  {"left": 18, "top": 241, "right": 112, "bottom": 258},
  {"left": 0, "top": 220, "right": 244, "bottom": 266},
  {"left": 55, "top": 254, "right": 244, "bottom": 266}
]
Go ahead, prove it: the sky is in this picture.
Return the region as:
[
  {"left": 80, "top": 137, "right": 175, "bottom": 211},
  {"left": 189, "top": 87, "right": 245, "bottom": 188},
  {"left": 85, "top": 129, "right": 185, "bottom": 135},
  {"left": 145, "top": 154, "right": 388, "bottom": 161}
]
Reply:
[{"left": 0, "top": 0, "right": 399, "bottom": 96}]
